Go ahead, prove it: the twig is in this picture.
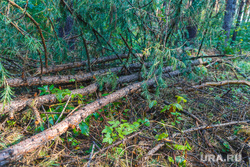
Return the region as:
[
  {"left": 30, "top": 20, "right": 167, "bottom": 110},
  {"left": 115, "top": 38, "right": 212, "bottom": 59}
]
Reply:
[
  {"left": 173, "top": 120, "right": 249, "bottom": 138},
  {"left": 82, "top": 36, "right": 92, "bottom": 72},
  {"left": 40, "top": 112, "right": 69, "bottom": 115},
  {"left": 55, "top": 93, "right": 72, "bottom": 124},
  {"left": 12, "top": 0, "right": 29, "bottom": 22},
  {"left": 66, "top": 104, "right": 82, "bottom": 118},
  {"left": 28, "top": 99, "right": 42, "bottom": 125},
  {"left": 87, "top": 142, "right": 96, "bottom": 167},
  {"left": 186, "top": 80, "right": 250, "bottom": 91}
]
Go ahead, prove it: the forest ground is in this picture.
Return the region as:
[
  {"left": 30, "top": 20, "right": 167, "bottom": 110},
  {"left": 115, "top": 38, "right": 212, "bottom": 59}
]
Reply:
[{"left": 0, "top": 49, "right": 249, "bottom": 167}]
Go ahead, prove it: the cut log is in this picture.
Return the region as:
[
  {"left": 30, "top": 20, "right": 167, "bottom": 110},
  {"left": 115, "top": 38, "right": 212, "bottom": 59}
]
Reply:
[{"left": 35, "top": 54, "right": 129, "bottom": 74}]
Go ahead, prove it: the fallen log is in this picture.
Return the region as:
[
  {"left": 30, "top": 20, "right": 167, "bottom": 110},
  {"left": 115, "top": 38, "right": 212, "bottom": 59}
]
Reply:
[
  {"left": 0, "top": 62, "right": 199, "bottom": 165},
  {"left": 0, "top": 79, "right": 149, "bottom": 165},
  {"left": 0, "top": 60, "right": 203, "bottom": 115},
  {"left": 35, "top": 54, "right": 129, "bottom": 74},
  {"left": 0, "top": 65, "right": 174, "bottom": 115},
  {"left": 1, "top": 62, "right": 143, "bottom": 89}
]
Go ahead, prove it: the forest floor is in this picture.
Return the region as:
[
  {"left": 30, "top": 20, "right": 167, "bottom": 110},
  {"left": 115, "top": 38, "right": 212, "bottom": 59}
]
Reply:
[{"left": 0, "top": 53, "right": 249, "bottom": 167}]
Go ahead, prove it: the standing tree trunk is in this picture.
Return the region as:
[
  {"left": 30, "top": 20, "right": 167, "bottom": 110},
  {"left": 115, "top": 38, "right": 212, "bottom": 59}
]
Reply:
[
  {"left": 242, "top": 0, "right": 250, "bottom": 22},
  {"left": 231, "top": 0, "right": 245, "bottom": 42},
  {"left": 58, "top": 1, "right": 75, "bottom": 50},
  {"left": 223, "top": 0, "right": 237, "bottom": 43},
  {"left": 185, "top": 0, "right": 197, "bottom": 44}
]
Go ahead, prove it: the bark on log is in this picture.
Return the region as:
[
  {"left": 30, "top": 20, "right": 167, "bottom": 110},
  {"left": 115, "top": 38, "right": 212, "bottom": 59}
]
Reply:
[
  {"left": 36, "top": 54, "right": 128, "bottom": 74},
  {"left": 0, "top": 61, "right": 203, "bottom": 165},
  {"left": 0, "top": 80, "right": 149, "bottom": 165},
  {"left": 2, "top": 62, "right": 142, "bottom": 89},
  {"left": 0, "top": 60, "right": 203, "bottom": 115},
  {"left": 0, "top": 66, "right": 174, "bottom": 115}
]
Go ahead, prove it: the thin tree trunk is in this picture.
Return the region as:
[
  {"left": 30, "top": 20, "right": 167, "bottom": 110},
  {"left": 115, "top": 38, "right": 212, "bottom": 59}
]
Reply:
[
  {"left": 232, "top": 0, "right": 245, "bottom": 42},
  {"left": 223, "top": 0, "right": 237, "bottom": 43},
  {"left": 243, "top": 0, "right": 250, "bottom": 22}
]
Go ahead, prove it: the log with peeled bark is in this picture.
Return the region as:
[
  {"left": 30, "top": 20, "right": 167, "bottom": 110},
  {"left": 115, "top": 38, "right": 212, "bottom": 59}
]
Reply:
[
  {"left": 0, "top": 60, "right": 203, "bottom": 165},
  {"left": 35, "top": 54, "right": 129, "bottom": 74}
]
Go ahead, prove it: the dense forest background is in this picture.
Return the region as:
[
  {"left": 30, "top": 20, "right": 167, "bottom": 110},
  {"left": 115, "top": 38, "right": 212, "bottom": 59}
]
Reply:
[{"left": 0, "top": 0, "right": 249, "bottom": 166}]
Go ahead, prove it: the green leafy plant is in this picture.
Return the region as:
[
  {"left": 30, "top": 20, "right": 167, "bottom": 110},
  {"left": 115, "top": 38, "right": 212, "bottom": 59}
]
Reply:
[
  {"left": 167, "top": 141, "right": 192, "bottom": 167},
  {"left": 102, "top": 118, "right": 150, "bottom": 144},
  {"left": 161, "top": 96, "right": 187, "bottom": 126},
  {"left": 79, "top": 121, "right": 90, "bottom": 136},
  {"left": 38, "top": 85, "right": 55, "bottom": 96},
  {"left": 96, "top": 71, "right": 118, "bottom": 91}
]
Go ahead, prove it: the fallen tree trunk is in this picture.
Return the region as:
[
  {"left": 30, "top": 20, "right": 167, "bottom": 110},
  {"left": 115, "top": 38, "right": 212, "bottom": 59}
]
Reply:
[
  {"left": 0, "top": 61, "right": 201, "bottom": 165},
  {"left": 0, "top": 60, "right": 203, "bottom": 115},
  {"left": 0, "top": 79, "right": 151, "bottom": 165},
  {"left": 35, "top": 54, "right": 129, "bottom": 74},
  {"left": 1, "top": 62, "right": 143, "bottom": 89},
  {"left": 0, "top": 65, "right": 177, "bottom": 115},
  {"left": 0, "top": 73, "right": 138, "bottom": 116}
]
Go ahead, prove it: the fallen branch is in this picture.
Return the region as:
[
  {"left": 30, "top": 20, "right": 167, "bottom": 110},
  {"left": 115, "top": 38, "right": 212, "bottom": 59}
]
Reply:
[
  {"left": 173, "top": 120, "right": 249, "bottom": 138},
  {"left": 142, "top": 120, "right": 249, "bottom": 163},
  {"left": 186, "top": 80, "right": 250, "bottom": 91}
]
